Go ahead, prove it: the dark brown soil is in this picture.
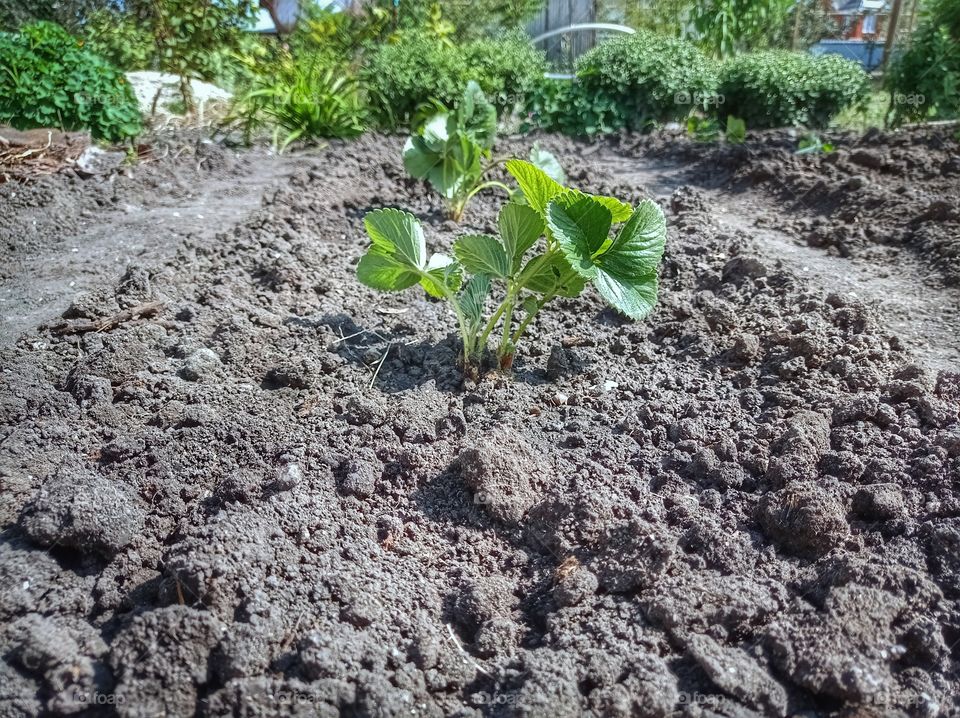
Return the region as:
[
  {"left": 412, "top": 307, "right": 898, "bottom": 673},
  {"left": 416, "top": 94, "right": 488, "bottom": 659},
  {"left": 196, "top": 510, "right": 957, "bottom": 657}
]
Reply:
[{"left": 1, "top": 128, "right": 958, "bottom": 718}]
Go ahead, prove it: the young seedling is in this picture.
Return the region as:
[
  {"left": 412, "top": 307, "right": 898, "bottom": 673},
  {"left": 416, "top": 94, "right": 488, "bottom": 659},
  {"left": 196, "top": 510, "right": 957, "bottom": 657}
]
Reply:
[
  {"left": 685, "top": 115, "right": 745, "bottom": 145},
  {"left": 796, "top": 132, "right": 834, "bottom": 155},
  {"left": 356, "top": 160, "right": 667, "bottom": 374},
  {"left": 725, "top": 115, "right": 746, "bottom": 144},
  {"left": 403, "top": 82, "right": 563, "bottom": 222},
  {"left": 686, "top": 116, "right": 721, "bottom": 142}
]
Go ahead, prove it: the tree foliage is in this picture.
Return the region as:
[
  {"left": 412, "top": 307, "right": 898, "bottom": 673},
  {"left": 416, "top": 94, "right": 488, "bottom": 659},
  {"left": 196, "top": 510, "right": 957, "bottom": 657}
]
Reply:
[
  {"left": 690, "top": 0, "right": 794, "bottom": 58},
  {"left": 886, "top": 0, "right": 960, "bottom": 124},
  {"left": 0, "top": 0, "right": 114, "bottom": 32}
]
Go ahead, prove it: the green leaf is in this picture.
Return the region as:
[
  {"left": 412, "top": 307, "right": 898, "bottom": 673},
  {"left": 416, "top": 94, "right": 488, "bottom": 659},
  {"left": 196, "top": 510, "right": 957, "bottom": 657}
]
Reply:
[
  {"left": 431, "top": 133, "right": 483, "bottom": 200},
  {"left": 726, "top": 116, "right": 746, "bottom": 145},
  {"left": 460, "top": 274, "right": 491, "bottom": 330},
  {"left": 364, "top": 208, "right": 426, "bottom": 269},
  {"left": 498, "top": 203, "right": 544, "bottom": 273},
  {"left": 457, "top": 80, "right": 496, "bottom": 151},
  {"left": 453, "top": 234, "right": 510, "bottom": 278},
  {"left": 505, "top": 159, "right": 564, "bottom": 217},
  {"left": 603, "top": 199, "right": 666, "bottom": 275},
  {"left": 404, "top": 125, "right": 482, "bottom": 201},
  {"left": 403, "top": 135, "right": 441, "bottom": 178},
  {"left": 522, "top": 253, "right": 586, "bottom": 298},
  {"left": 357, "top": 252, "right": 421, "bottom": 291},
  {"left": 547, "top": 196, "right": 666, "bottom": 320},
  {"left": 420, "top": 253, "right": 462, "bottom": 298},
  {"left": 546, "top": 191, "right": 613, "bottom": 278},
  {"left": 521, "top": 295, "right": 539, "bottom": 316},
  {"left": 592, "top": 269, "right": 659, "bottom": 320},
  {"left": 592, "top": 195, "right": 633, "bottom": 223},
  {"left": 593, "top": 200, "right": 666, "bottom": 320},
  {"left": 421, "top": 113, "right": 449, "bottom": 146},
  {"left": 529, "top": 142, "right": 566, "bottom": 185}
]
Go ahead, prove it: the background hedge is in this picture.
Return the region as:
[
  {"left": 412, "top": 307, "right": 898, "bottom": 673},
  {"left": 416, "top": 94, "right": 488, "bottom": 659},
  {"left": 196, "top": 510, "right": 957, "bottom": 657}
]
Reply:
[
  {"left": 719, "top": 50, "right": 870, "bottom": 128},
  {"left": 363, "top": 32, "right": 546, "bottom": 128},
  {"left": 573, "top": 30, "right": 719, "bottom": 132}
]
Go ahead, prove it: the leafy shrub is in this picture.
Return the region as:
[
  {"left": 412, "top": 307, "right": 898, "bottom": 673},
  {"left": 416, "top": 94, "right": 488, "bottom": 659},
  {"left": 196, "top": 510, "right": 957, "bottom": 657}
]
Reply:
[
  {"left": 364, "top": 32, "right": 547, "bottom": 128},
  {"left": 719, "top": 50, "right": 870, "bottom": 128},
  {"left": 522, "top": 77, "right": 624, "bottom": 136},
  {"left": 886, "top": 0, "right": 960, "bottom": 125},
  {"left": 574, "top": 30, "right": 719, "bottom": 132},
  {"left": 0, "top": 21, "right": 141, "bottom": 141},
  {"left": 289, "top": 3, "right": 392, "bottom": 67},
  {"left": 356, "top": 161, "right": 666, "bottom": 372},
  {"left": 226, "top": 52, "right": 366, "bottom": 149},
  {"left": 94, "top": 0, "right": 258, "bottom": 111}
]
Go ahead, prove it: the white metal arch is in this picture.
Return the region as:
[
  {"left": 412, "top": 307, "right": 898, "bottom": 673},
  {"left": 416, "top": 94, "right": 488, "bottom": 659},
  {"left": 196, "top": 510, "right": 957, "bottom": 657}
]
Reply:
[{"left": 531, "top": 23, "right": 637, "bottom": 79}]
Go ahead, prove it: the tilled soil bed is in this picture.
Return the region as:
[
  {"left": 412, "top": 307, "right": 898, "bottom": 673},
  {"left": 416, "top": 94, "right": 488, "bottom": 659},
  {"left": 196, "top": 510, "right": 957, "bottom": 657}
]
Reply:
[{"left": 1, "top": 130, "right": 959, "bottom": 718}]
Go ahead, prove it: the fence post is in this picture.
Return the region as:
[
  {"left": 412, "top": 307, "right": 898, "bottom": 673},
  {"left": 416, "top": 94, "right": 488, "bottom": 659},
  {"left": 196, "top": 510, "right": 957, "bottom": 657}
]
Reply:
[{"left": 881, "top": 0, "right": 903, "bottom": 70}]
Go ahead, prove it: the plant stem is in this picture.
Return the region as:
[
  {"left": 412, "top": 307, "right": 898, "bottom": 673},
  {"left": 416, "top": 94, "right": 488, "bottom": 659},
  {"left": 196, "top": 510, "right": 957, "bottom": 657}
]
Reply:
[
  {"left": 463, "top": 180, "right": 512, "bottom": 206},
  {"left": 420, "top": 270, "right": 473, "bottom": 363},
  {"left": 477, "top": 297, "right": 508, "bottom": 353},
  {"left": 511, "top": 296, "right": 548, "bottom": 347},
  {"left": 510, "top": 266, "right": 579, "bottom": 348},
  {"left": 498, "top": 297, "right": 515, "bottom": 360}
]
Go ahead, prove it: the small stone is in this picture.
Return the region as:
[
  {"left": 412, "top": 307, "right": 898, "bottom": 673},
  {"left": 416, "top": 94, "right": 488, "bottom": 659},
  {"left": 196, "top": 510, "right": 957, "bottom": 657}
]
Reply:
[
  {"left": 337, "top": 455, "right": 378, "bottom": 498},
  {"left": 730, "top": 334, "right": 760, "bottom": 363},
  {"left": 273, "top": 463, "right": 302, "bottom": 491},
  {"left": 181, "top": 348, "right": 221, "bottom": 381}
]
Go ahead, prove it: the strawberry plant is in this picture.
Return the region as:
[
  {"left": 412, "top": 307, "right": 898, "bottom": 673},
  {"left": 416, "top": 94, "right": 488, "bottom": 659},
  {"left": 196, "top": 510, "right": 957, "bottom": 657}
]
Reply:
[
  {"left": 796, "top": 132, "right": 834, "bottom": 155},
  {"left": 403, "top": 81, "right": 563, "bottom": 222},
  {"left": 356, "top": 160, "right": 666, "bottom": 373}
]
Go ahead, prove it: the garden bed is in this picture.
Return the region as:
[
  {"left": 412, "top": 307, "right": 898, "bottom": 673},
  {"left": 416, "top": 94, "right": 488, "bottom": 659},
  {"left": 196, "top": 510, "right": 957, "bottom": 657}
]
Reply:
[{"left": 1, "top": 130, "right": 958, "bottom": 717}]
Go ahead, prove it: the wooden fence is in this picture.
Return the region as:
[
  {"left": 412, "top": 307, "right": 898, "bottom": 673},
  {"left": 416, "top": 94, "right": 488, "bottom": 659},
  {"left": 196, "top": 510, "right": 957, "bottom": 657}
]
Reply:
[{"left": 528, "top": 0, "right": 599, "bottom": 66}]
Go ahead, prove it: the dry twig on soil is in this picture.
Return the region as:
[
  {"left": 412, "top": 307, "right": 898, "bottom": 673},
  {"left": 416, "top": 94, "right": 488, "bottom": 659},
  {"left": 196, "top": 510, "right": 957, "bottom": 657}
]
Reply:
[{"left": 47, "top": 301, "right": 165, "bottom": 335}]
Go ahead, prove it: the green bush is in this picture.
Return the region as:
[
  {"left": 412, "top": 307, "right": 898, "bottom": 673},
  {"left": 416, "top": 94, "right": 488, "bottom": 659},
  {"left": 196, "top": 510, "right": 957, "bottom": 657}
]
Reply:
[
  {"left": 364, "top": 32, "right": 547, "bottom": 128},
  {"left": 0, "top": 21, "right": 141, "bottom": 142},
  {"left": 719, "top": 50, "right": 870, "bottom": 128},
  {"left": 227, "top": 52, "right": 366, "bottom": 149},
  {"left": 522, "top": 77, "right": 624, "bottom": 136},
  {"left": 574, "top": 30, "right": 719, "bottom": 132},
  {"left": 885, "top": 0, "right": 960, "bottom": 125}
]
